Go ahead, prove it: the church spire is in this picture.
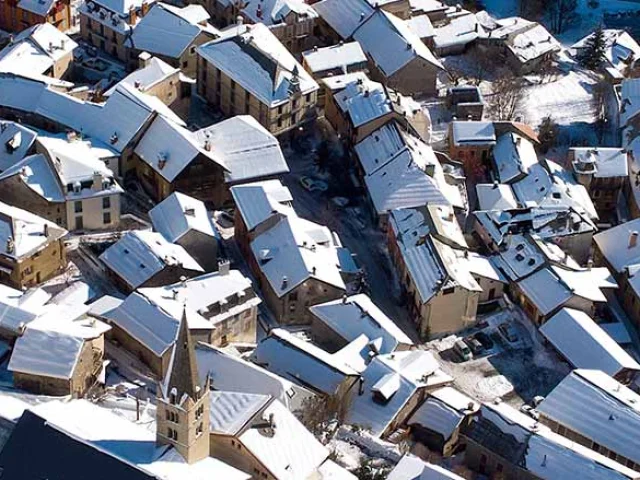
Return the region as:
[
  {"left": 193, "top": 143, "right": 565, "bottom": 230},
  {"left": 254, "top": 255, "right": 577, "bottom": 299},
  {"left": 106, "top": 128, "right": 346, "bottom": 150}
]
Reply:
[{"left": 163, "top": 308, "right": 201, "bottom": 402}]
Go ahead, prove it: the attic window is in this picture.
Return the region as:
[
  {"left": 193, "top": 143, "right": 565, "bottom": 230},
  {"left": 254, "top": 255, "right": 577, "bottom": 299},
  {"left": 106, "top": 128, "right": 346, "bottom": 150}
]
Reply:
[
  {"left": 527, "top": 258, "right": 536, "bottom": 266},
  {"left": 552, "top": 192, "right": 561, "bottom": 199},
  {"left": 123, "top": 248, "right": 129, "bottom": 254},
  {"left": 140, "top": 263, "right": 146, "bottom": 269},
  {"left": 515, "top": 253, "right": 525, "bottom": 262},
  {"left": 515, "top": 244, "right": 525, "bottom": 251}
]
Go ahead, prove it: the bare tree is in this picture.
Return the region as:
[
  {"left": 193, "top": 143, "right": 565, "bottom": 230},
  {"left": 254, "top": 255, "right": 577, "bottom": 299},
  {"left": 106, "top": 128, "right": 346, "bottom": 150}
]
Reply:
[
  {"left": 300, "top": 392, "right": 351, "bottom": 437},
  {"left": 547, "top": 0, "right": 578, "bottom": 34},
  {"left": 518, "top": 0, "right": 545, "bottom": 21},
  {"left": 487, "top": 74, "right": 525, "bottom": 121}
]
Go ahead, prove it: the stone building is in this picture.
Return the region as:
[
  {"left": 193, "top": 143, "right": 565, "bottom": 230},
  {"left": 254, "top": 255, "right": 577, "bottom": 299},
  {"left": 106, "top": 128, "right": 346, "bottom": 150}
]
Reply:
[
  {"left": 0, "top": 0, "right": 71, "bottom": 33},
  {"left": 197, "top": 23, "right": 319, "bottom": 136}
]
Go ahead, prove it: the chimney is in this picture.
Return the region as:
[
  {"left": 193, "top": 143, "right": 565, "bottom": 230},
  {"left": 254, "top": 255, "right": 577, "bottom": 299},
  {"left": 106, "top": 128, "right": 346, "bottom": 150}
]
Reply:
[
  {"left": 313, "top": 45, "right": 318, "bottom": 52},
  {"left": 128, "top": 6, "right": 137, "bottom": 25},
  {"left": 587, "top": 258, "right": 593, "bottom": 270},
  {"left": 134, "top": 80, "right": 141, "bottom": 89},
  {"left": 60, "top": 39, "right": 66, "bottom": 50},
  {"left": 218, "top": 259, "right": 230, "bottom": 276},
  {"left": 493, "top": 180, "right": 499, "bottom": 189},
  {"left": 43, "top": 224, "right": 49, "bottom": 237},
  {"left": 268, "top": 413, "right": 275, "bottom": 429},
  {"left": 138, "top": 51, "right": 152, "bottom": 69},
  {"left": 184, "top": 207, "right": 196, "bottom": 217},
  {"left": 141, "top": 1, "right": 150, "bottom": 16},
  {"left": 48, "top": 41, "right": 53, "bottom": 52},
  {"left": 204, "top": 140, "right": 211, "bottom": 151},
  {"left": 6, "top": 236, "right": 14, "bottom": 254},
  {"left": 342, "top": 294, "right": 348, "bottom": 304},
  {"left": 630, "top": 231, "right": 638, "bottom": 249},
  {"left": 92, "top": 171, "right": 103, "bottom": 191},
  {"left": 172, "top": 288, "right": 180, "bottom": 300},
  {"left": 281, "top": 276, "right": 288, "bottom": 290},
  {"left": 311, "top": 266, "right": 317, "bottom": 275},
  {"left": 358, "top": 377, "right": 365, "bottom": 395}
]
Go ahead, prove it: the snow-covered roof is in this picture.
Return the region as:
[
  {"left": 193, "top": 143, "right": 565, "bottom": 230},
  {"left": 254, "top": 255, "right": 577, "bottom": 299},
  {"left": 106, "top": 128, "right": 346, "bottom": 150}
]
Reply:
[
  {"left": 472, "top": 400, "right": 639, "bottom": 480},
  {"left": 193, "top": 116, "right": 288, "bottom": 184},
  {"left": 573, "top": 29, "right": 640, "bottom": 73},
  {"left": 0, "top": 74, "right": 183, "bottom": 154},
  {"left": 105, "top": 57, "right": 179, "bottom": 96},
  {"left": 620, "top": 78, "right": 640, "bottom": 128},
  {"left": 195, "top": 343, "right": 312, "bottom": 412},
  {"left": 313, "top": 0, "right": 374, "bottom": 40},
  {"left": 346, "top": 350, "right": 451, "bottom": 437},
  {"left": 405, "top": 15, "right": 435, "bottom": 40},
  {"left": 388, "top": 454, "right": 464, "bottom": 480},
  {"left": 334, "top": 77, "right": 392, "bottom": 128},
  {"left": 132, "top": 3, "right": 218, "bottom": 59},
  {"left": 450, "top": 121, "right": 495, "bottom": 146},
  {"left": 475, "top": 183, "right": 518, "bottom": 211},
  {"left": 240, "top": 0, "right": 318, "bottom": 27},
  {"left": 30, "top": 399, "right": 251, "bottom": 480},
  {"left": 8, "top": 327, "right": 84, "bottom": 380},
  {"left": 91, "top": 0, "right": 144, "bottom": 14},
  {"left": 231, "top": 182, "right": 293, "bottom": 231},
  {"left": 209, "top": 390, "right": 271, "bottom": 435},
  {"left": 593, "top": 218, "right": 640, "bottom": 273},
  {"left": 0, "top": 286, "right": 50, "bottom": 335},
  {"left": 253, "top": 328, "right": 359, "bottom": 396},
  {"left": 465, "top": 251, "right": 507, "bottom": 283},
  {"left": 551, "top": 265, "right": 616, "bottom": 301},
  {"left": 537, "top": 369, "right": 640, "bottom": 467},
  {"left": 250, "top": 215, "right": 346, "bottom": 298},
  {"left": 353, "top": 10, "right": 442, "bottom": 77},
  {"left": 197, "top": 23, "right": 318, "bottom": 107},
  {"left": 433, "top": 11, "right": 479, "bottom": 49},
  {"left": 570, "top": 147, "right": 628, "bottom": 179},
  {"left": 0, "top": 24, "right": 77, "bottom": 78},
  {"left": 408, "top": 396, "right": 465, "bottom": 440},
  {"left": 506, "top": 23, "right": 560, "bottom": 63},
  {"left": 15, "top": 0, "right": 56, "bottom": 17},
  {"left": 0, "top": 200, "right": 67, "bottom": 260},
  {"left": 150, "top": 192, "right": 217, "bottom": 243},
  {"left": 318, "top": 460, "right": 358, "bottom": 480},
  {"left": 302, "top": 42, "right": 367, "bottom": 75},
  {"left": 309, "top": 294, "right": 413, "bottom": 354},
  {"left": 492, "top": 132, "right": 538, "bottom": 184},
  {"left": 0, "top": 153, "right": 64, "bottom": 202},
  {"left": 0, "top": 121, "right": 38, "bottom": 171},
  {"left": 134, "top": 115, "right": 224, "bottom": 183},
  {"left": 540, "top": 308, "right": 640, "bottom": 377},
  {"left": 517, "top": 267, "right": 572, "bottom": 315},
  {"left": 99, "top": 230, "right": 203, "bottom": 290},
  {"left": 320, "top": 71, "right": 369, "bottom": 92},
  {"left": 239, "top": 399, "right": 329, "bottom": 480},
  {"left": 139, "top": 269, "right": 259, "bottom": 326},
  {"left": 364, "top": 148, "right": 450, "bottom": 215}
]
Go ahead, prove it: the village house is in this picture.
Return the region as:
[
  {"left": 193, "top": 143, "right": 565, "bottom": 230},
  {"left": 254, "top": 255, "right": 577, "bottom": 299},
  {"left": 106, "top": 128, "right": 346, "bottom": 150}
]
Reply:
[
  {"left": 301, "top": 41, "right": 368, "bottom": 79},
  {"left": 490, "top": 131, "right": 538, "bottom": 184},
  {"left": 447, "top": 85, "right": 484, "bottom": 121},
  {"left": 407, "top": 386, "right": 479, "bottom": 457},
  {"left": 79, "top": 0, "right": 148, "bottom": 64},
  {"left": 102, "top": 267, "right": 259, "bottom": 376},
  {"left": 593, "top": 219, "right": 640, "bottom": 329},
  {"left": 195, "top": 343, "right": 315, "bottom": 414},
  {"left": 477, "top": 16, "right": 561, "bottom": 74},
  {"left": 571, "top": 29, "right": 640, "bottom": 82},
  {"left": 0, "top": 23, "right": 77, "bottom": 80},
  {"left": 0, "top": 283, "right": 51, "bottom": 339},
  {"left": 0, "top": 201, "right": 67, "bottom": 289},
  {"left": 388, "top": 207, "right": 489, "bottom": 339},
  {"left": 353, "top": 9, "right": 443, "bottom": 96},
  {"left": 345, "top": 350, "right": 453, "bottom": 438},
  {"left": 130, "top": 3, "right": 219, "bottom": 76},
  {"left": 354, "top": 122, "right": 464, "bottom": 229},
  {"left": 431, "top": 8, "right": 480, "bottom": 56},
  {"left": 309, "top": 293, "right": 413, "bottom": 354},
  {"left": 448, "top": 121, "right": 496, "bottom": 172},
  {"left": 537, "top": 369, "right": 640, "bottom": 472},
  {"left": 0, "top": 0, "right": 71, "bottom": 33},
  {"left": 252, "top": 327, "right": 360, "bottom": 399},
  {"left": 149, "top": 192, "right": 219, "bottom": 271},
  {"left": 463, "top": 400, "right": 640, "bottom": 480},
  {"left": 0, "top": 121, "right": 37, "bottom": 171},
  {"left": 569, "top": 147, "right": 628, "bottom": 221},
  {"left": 324, "top": 75, "right": 431, "bottom": 145},
  {"left": 105, "top": 55, "right": 191, "bottom": 121},
  {"left": 475, "top": 183, "right": 518, "bottom": 211},
  {"left": 539, "top": 308, "right": 640, "bottom": 384},
  {"left": 405, "top": 15, "right": 435, "bottom": 48},
  {"left": 100, "top": 230, "right": 204, "bottom": 292},
  {"left": 8, "top": 309, "right": 111, "bottom": 397},
  {"left": 408, "top": 0, "right": 447, "bottom": 21},
  {"left": 197, "top": 23, "right": 320, "bottom": 137},
  {"left": 197, "top": 0, "right": 318, "bottom": 53},
  {"left": 208, "top": 391, "right": 347, "bottom": 480}
]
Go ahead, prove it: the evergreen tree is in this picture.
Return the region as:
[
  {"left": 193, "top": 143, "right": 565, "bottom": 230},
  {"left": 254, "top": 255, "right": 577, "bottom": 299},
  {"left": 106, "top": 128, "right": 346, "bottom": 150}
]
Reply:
[
  {"left": 579, "top": 27, "right": 607, "bottom": 70},
  {"left": 538, "top": 115, "right": 559, "bottom": 154}
]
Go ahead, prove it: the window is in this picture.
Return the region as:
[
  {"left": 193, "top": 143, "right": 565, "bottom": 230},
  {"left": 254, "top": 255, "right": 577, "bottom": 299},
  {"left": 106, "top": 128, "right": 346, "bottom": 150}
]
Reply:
[
  {"left": 182, "top": 60, "right": 188, "bottom": 68},
  {"left": 278, "top": 105, "right": 283, "bottom": 114},
  {"left": 74, "top": 201, "right": 82, "bottom": 213},
  {"left": 103, "top": 212, "right": 111, "bottom": 224},
  {"left": 305, "top": 93, "right": 311, "bottom": 103},
  {"left": 277, "top": 118, "right": 283, "bottom": 128},
  {"left": 103, "top": 196, "right": 111, "bottom": 209},
  {"left": 76, "top": 216, "right": 84, "bottom": 230},
  {"left": 496, "top": 464, "right": 504, "bottom": 473},
  {"left": 189, "top": 45, "right": 197, "bottom": 55}
]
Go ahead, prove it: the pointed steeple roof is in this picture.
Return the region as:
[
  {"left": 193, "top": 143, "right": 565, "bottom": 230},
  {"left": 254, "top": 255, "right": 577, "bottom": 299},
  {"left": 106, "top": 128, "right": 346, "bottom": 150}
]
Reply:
[{"left": 163, "top": 308, "right": 201, "bottom": 401}]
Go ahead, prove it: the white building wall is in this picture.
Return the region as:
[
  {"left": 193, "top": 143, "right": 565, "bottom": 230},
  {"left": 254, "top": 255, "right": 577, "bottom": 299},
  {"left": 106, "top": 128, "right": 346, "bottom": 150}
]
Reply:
[{"left": 66, "top": 193, "right": 121, "bottom": 231}]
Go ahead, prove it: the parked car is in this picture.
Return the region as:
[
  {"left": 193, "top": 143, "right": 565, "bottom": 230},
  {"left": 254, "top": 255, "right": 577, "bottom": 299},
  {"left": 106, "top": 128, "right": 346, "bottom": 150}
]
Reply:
[
  {"left": 464, "top": 336, "right": 483, "bottom": 355},
  {"left": 299, "top": 176, "right": 328, "bottom": 192},
  {"left": 498, "top": 323, "right": 518, "bottom": 343},
  {"left": 474, "top": 331, "right": 494, "bottom": 350},
  {"left": 453, "top": 339, "right": 473, "bottom": 362}
]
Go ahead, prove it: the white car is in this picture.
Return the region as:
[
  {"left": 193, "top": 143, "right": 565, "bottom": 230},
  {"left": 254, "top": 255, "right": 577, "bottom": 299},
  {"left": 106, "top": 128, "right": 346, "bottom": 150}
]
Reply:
[{"left": 299, "top": 176, "right": 328, "bottom": 192}]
